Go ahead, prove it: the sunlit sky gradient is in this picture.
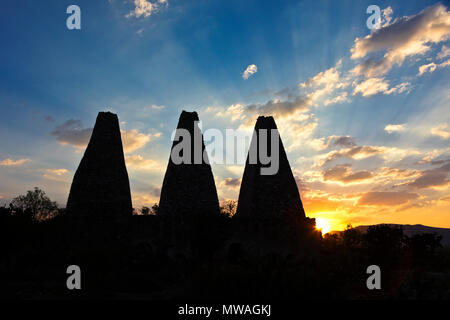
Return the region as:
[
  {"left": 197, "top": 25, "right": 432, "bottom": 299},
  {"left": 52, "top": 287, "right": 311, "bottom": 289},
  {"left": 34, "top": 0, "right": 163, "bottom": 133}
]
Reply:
[{"left": 1, "top": 0, "right": 449, "bottom": 231}]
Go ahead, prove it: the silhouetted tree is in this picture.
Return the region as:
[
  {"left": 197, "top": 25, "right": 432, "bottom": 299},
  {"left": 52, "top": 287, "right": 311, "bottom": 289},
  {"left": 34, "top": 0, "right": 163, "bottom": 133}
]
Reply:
[
  {"left": 322, "top": 232, "right": 341, "bottom": 252},
  {"left": 363, "top": 225, "right": 406, "bottom": 265},
  {"left": 151, "top": 203, "right": 159, "bottom": 215},
  {"left": 10, "top": 187, "right": 58, "bottom": 220},
  {"left": 141, "top": 206, "right": 151, "bottom": 215},
  {"left": 0, "top": 204, "right": 11, "bottom": 217},
  {"left": 408, "top": 233, "right": 442, "bottom": 262},
  {"left": 220, "top": 200, "right": 237, "bottom": 218},
  {"left": 342, "top": 224, "right": 363, "bottom": 250}
]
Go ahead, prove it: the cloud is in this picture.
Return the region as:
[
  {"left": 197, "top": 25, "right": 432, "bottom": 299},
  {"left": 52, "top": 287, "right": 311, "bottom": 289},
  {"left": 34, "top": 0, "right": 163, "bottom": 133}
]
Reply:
[
  {"left": 51, "top": 119, "right": 93, "bottom": 148},
  {"left": 326, "top": 135, "right": 357, "bottom": 148},
  {"left": 242, "top": 64, "right": 258, "bottom": 80},
  {"left": 407, "top": 162, "right": 450, "bottom": 189},
  {"left": 353, "top": 77, "right": 410, "bottom": 96},
  {"left": 418, "top": 59, "right": 450, "bottom": 75},
  {"left": 132, "top": 188, "right": 161, "bottom": 207},
  {"left": 126, "top": 0, "right": 168, "bottom": 19},
  {"left": 220, "top": 177, "right": 241, "bottom": 189},
  {"left": 407, "top": 172, "right": 449, "bottom": 189},
  {"left": 378, "top": 167, "right": 420, "bottom": 180},
  {"left": 385, "top": 123, "right": 406, "bottom": 133},
  {"left": 358, "top": 191, "right": 419, "bottom": 206},
  {"left": 42, "top": 168, "right": 70, "bottom": 181},
  {"left": 437, "top": 45, "right": 450, "bottom": 59},
  {"left": 300, "top": 60, "right": 350, "bottom": 107},
  {"left": 324, "top": 91, "right": 349, "bottom": 106},
  {"left": 381, "top": 6, "right": 393, "bottom": 27},
  {"left": 418, "top": 62, "right": 438, "bottom": 75},
  {"left": 0, "top": 158, "right": 30, "bottom": 166},
  {"left": 325, "top": 145, "right": 386, "bottom": 163},
  {"left": 245, "top": 95, "right": 310, "bottom": 118},
  {"left": 351, "top": 4, "right": 450, "bottom": 77},
  {"left": 323, "top": 164, "right": 373, "bottom": 184},
  {"left": 210, "top": 104, "right": 246, "bottom": 122},
  {"left": 45, "top": 168, "right": 68, "bottom": 176},
  {"left": 44, "top": 115, "right": 55, "bottom": 123},
  {"left": 121, "top": 129, "right": 156, "bottom": 153},
  {"left": 125, "top": 154, "right": 163, "bottom": 171},
  {"left": 431, "top": 123, "right": 450, "bottom": 139},
  {"left": 301, "top": 62, "right": 342, "bottom": 88},
  {"left": 51, "top": 119, "right": 157, "bottom": 153}
]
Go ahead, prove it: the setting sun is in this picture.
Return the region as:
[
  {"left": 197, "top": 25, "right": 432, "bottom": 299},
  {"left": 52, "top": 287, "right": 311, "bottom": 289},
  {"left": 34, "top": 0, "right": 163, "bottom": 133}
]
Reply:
[{"left": 315, "top": 218, "right": 331, "bottom": 234}]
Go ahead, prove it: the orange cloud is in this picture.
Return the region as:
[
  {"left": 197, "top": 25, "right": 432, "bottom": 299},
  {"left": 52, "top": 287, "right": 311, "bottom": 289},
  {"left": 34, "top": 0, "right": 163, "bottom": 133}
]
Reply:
[
  {"left": 431, "top": 123, "right": 450, "bottom": 139},
  {"left": 42, "top": 168, "right": 70, "bottom": 182},
  {"left": 0, "top": 158, "right": 30, "bottom": 166},
  {"left": 51, "top": 118, "right": 158, "bottom": 153},
  {"left": 220, "top": 177, "right": 241, "bottom": 189},
  {"left": 323, "top": 164, "right": 373, "bottom": 184},
  {"left": 351, "top": 4, "right": 450, "bottom": 76},
  {"left": 325, "top": 145, "right": 385, "bottom": 163},
  {"left": 45, "top": 168, "right": 68, "bottom": 176},
  {"left": 121, "top": 130, "right": 158, "bottom": 153},
  {"left": 358, "top": 191, "right": 419, "bottom": 206},
  {"left": 125, "top": 154, "right": 163, "bottom": 171}
]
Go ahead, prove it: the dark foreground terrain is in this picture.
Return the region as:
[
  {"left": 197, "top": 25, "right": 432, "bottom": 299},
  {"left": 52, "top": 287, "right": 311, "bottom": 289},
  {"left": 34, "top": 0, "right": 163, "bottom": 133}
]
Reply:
[{"left": 1, "top": 207, "right": 449, "bottom": 300}]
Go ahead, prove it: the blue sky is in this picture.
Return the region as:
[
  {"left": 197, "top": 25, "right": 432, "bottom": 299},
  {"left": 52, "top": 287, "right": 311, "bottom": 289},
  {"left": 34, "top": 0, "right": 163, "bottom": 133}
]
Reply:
[{"left": 1, "top": 0, "right": 449, "bottom": 230}]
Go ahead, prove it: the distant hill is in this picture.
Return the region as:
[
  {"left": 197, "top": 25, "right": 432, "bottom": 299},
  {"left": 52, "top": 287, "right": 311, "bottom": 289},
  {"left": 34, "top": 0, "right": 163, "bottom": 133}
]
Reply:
[{"left": 332, "top": 224, "right": 450, "bottom": 247}]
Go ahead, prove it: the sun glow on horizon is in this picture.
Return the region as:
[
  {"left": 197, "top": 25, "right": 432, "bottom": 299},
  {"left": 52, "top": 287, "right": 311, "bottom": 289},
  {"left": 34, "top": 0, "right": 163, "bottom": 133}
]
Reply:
[{"left": 315, "top": 217, "right": 331, "bottom": 234}]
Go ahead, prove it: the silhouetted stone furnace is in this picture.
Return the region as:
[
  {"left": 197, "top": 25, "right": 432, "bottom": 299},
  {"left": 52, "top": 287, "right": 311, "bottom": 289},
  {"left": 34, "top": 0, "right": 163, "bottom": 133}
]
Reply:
[
  {"left": 158, "top": 111, "right": 220, "bottom": 218},
  {"left": 235, "top": 116, "right": 306, "bottom": 222},
  {"left": 231, "top": 116, "right": 316, "bottom": 256},
  {"left": 158, "top": 111, "right": 221, "bottom": 257},
  {"left": 66, "top": 112, "right": 132, "bottom": 219}
]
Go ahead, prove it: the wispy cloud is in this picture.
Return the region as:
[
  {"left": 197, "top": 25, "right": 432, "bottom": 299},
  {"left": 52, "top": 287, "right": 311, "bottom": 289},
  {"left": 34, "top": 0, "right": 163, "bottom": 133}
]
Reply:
[
  {"left": 418, "top": 59, "right": 450, "bottom": 75},
  {"left": 45, "top": 168, "right": 68, "bottom": 176},
  {"left": 351, "top": 3, "right": 450, "bottom": 77},
  {"left": 126, "top": 0, "right": 168, "bottom": 19},
  {"left": 358, "top": 191, "right": 419, "bottom": 206},
  {"left": 325, "top": 145, "right": 386, "bottom": 163},
  {"left": 0, "top": 158, "right": 30, "bottom": 166},
  {"left": 125, "top": 154, "right": 163, "bottom": 171},
  {"left": 245, "top": 95, "right": 309, "bottom": 118},
  {"left": 406, "top": 162, "right": 450, "bottom": 189},
  {"left": 51, "top": 119, "right": 93, "bottom": 148},
  {"left": 385, "top": 123, "right": 406, "bottom": 133},
  {"left": 121, "top": 129, "right": 158, "bottom": 153},
  {"left": 219, "top": 177, "right": 241, "bottom": 189},
  {"left": 323, "top": 164, "right": 374, "bottom": 184},
  {"left": 431, "top": 123, "right": 450, "bottom": 139},
  {"left": 51, "top": 119, "right": 159, "bottom": 153},
  {"left": 353, "top": 77, "right": 410, "bottom": 96},
  {"left": 42, "top": 168, "right": 70, "bottom": 181},
  {"left": 242, "top": 64, "right": 258, "bottom": 80},
  {"left": 326, "top": 136, "right": 357, "bottom": 148},
  {"left": 437, "top": 45, "right": 450, "bottom": 59}
]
